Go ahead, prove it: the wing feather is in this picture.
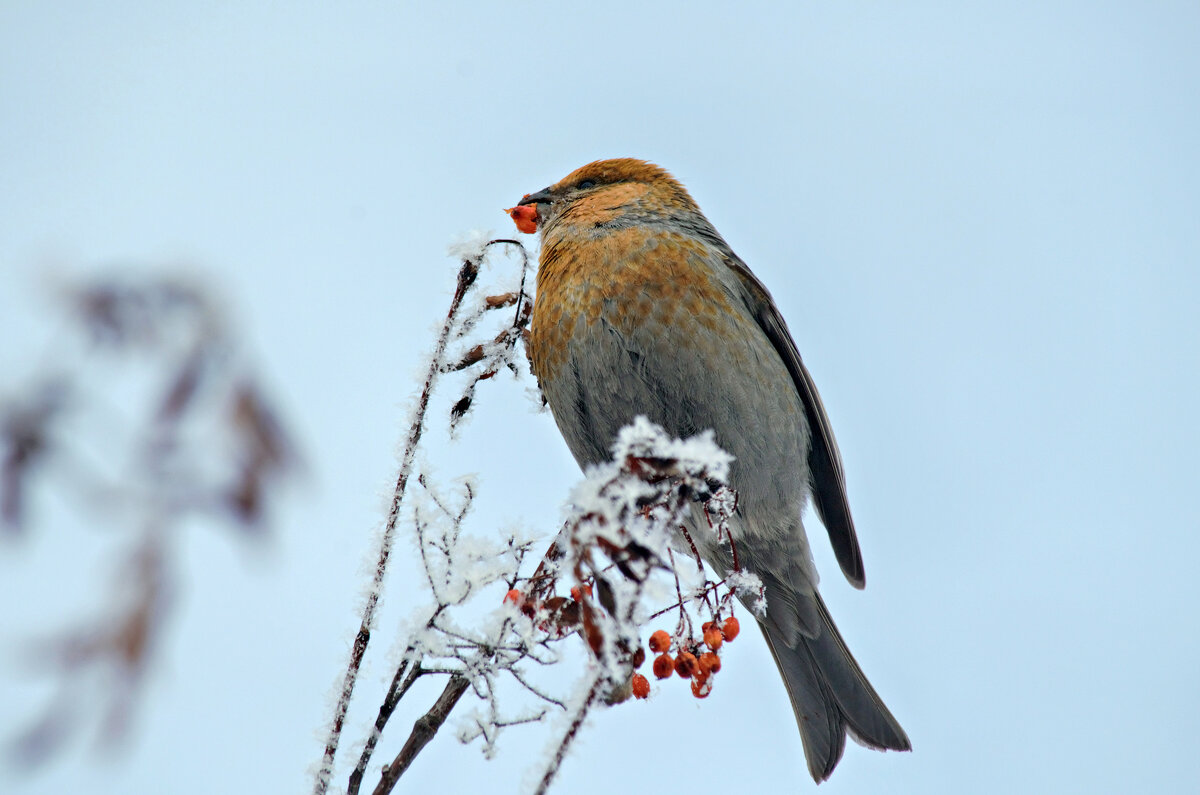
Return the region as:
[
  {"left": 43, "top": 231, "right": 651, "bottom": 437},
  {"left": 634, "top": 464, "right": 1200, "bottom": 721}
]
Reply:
[{"left": 726, "top": 257, "right": 867, "bottom": 588}]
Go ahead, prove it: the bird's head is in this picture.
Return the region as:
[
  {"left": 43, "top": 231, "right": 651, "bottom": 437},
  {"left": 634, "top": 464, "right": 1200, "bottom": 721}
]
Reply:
[{"left": 516, "top": 158, "right": 700, "bottom": 234}]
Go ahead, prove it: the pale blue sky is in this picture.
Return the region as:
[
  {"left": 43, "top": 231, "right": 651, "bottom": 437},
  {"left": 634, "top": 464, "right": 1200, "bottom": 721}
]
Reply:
[{"left": 2, "top": 3, "right": 1198, "bottom": 793}]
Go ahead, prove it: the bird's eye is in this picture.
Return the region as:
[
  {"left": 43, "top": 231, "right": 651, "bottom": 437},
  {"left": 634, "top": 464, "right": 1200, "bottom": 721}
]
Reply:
[{"left": 576, "top": 179, "right": 597, "bottom": 190}]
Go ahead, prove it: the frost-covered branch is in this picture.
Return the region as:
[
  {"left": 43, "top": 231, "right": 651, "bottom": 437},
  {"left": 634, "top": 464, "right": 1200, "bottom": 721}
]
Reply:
[
  {"left": 315, "top": 237, "right": 533, "bottom": 795},
  {"left": 322, "top": 237, "right": 763, "bottom": 795},
  {"left": 314, "top": 257, "right": 482, "bottom": 795}
]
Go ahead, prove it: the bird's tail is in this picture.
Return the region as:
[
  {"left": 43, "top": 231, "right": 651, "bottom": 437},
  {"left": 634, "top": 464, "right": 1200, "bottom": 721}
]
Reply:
[{"left": 759, "top": 589, "right": 911, "bottom": 782}]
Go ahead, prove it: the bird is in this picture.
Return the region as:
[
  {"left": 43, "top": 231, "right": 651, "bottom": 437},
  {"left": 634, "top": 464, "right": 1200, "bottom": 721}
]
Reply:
[{"left": 516, "top": 158, "right": 910, "bottom": 782}]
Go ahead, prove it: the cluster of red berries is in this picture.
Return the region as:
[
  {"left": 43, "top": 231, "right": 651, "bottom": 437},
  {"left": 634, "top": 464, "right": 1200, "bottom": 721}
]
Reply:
[
  {"left": 503, "top": 586, "right": 742, "bottom": 703},
  {"left": 630, "top": 616, "right": 741, "bottom": 700}
]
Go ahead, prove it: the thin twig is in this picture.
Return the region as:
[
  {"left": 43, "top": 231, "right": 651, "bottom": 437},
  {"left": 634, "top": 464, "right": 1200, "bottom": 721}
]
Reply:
[
  {"left": 347, "top": 658, "right": 425, "bottom": 795},
  {"left": 482, "top": 239, "right": 530, "bottom": 330},
  {"left": 371, "top": 674, "right": 471, "bottom": 795},
  {"left": 666, "top": 548, "right": 693, "bottom": 641},
  {"left": 533, "top": 677, "right": 602, "bottom": 795},
  {"left": 313, "top": 258, "right": 479, "bottom": 795},
  {"left": 506, "top": 666, "right": 568, "bottom": 710}
]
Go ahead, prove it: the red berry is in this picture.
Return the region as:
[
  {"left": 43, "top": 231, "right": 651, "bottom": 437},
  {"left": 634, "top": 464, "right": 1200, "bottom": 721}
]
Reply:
[
  {"left": 674, "top": 652, "right": 698, "bottom": 679},
  {"left": 631, "top": 673, "right": 650, "bottom": 699},
  {"left": 648, "top": 629, "right": 671, "bottom": 654},
  {"left": 722, "top": 616, "right": 741, "bottom": 642},
  {"left": 691, "top": 672, "right": 713, "bottom": 699},
  {"left": 703, "top": 627, "right": 724, "bottom": 651},
  {"left": 505, "top": 204, "right": 538, "bottom": 234},
  {"left": 652, "top": 653, "right": 674, "bottom": 679},
  {"left": 699, "top": 652, "right": 722, "bottom": 675}
]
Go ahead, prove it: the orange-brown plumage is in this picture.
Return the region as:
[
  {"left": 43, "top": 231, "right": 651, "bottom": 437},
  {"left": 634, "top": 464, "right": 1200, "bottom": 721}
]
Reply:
[{"left": 530, "top": 228, "right": 740, "bottom": 384}]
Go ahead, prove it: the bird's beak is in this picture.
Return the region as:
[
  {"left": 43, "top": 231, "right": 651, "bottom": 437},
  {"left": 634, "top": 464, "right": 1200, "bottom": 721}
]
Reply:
[{"left": 517, "top": 187, "right": 554, "bottom": 206}]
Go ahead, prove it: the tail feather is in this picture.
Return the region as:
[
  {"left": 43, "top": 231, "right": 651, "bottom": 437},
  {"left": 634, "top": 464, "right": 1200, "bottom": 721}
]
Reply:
[{"left": 760, "top": 591, "right": 910, "bottom": 782}]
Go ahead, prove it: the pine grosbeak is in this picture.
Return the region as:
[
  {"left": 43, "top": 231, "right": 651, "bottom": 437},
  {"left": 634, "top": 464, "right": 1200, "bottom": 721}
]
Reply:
[{"left": 518, "top": 159, "right": 910, "bottom": 781}]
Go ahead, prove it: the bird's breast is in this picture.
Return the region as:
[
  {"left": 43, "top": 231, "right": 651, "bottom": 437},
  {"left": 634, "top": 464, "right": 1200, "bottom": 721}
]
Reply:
[
  {"left": 529, "top": 227, "right": 745, "bottom": 385},
  {"left": 528, "top": 226, "right": 808, "bottom": 505}
]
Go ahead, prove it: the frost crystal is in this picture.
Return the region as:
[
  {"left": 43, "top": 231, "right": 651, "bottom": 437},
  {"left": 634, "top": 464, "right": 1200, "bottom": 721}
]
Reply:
[{"left": 446, "top": 229, "right": 494, "bottom": 264}]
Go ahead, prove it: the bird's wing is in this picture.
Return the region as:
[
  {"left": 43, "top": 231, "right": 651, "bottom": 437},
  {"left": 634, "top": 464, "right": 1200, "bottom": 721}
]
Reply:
[{"left": 725, "top": 256, "right": 866, "bottom": 589}]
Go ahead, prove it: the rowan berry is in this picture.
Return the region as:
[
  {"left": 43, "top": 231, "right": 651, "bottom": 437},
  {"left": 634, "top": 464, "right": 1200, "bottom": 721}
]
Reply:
[
  {"left": 648, "top": 629, "right": 671, "bottom": 654},
  {"left": 674, "top": 652, "right": 698, "bottom": 679},
  {"left": 699, "top": 652, "right": 722, "bottom": 675},
  {"left": 505, "top": 204, "right": 538, "bottom": 234}
]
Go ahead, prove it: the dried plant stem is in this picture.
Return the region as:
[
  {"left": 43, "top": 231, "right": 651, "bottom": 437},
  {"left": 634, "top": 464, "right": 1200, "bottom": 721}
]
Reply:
[
  {"left": 313, "top": 259, "right": 480, "bottom": 795},
  {"left": 371, "top": 674, "right": 471, "bottom": 795}
]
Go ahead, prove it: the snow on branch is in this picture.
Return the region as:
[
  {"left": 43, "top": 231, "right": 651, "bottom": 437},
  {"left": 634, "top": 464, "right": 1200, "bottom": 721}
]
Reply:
[{"left": 316, "top": 237, "right": 762, "bottom": 795}]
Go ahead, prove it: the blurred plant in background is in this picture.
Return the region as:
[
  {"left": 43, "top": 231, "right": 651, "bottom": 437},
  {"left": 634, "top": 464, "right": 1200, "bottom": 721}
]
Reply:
[{"left": 2, "top": 273, "right": 299, "bottom": 766}]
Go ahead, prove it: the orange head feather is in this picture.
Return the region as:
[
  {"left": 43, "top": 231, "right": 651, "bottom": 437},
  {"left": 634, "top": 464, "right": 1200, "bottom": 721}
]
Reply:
[{"left": 515, "top": 158, "right": 702, "bottom": 234}]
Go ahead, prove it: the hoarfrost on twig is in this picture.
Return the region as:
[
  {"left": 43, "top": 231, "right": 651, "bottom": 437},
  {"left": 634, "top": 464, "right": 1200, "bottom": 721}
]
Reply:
[{"left": 321, "top": 238, "right": 759, "bottom": 795}]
